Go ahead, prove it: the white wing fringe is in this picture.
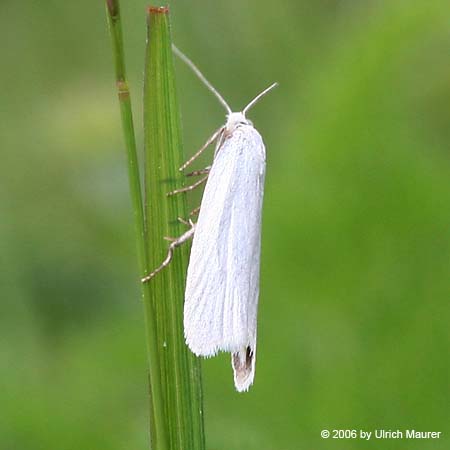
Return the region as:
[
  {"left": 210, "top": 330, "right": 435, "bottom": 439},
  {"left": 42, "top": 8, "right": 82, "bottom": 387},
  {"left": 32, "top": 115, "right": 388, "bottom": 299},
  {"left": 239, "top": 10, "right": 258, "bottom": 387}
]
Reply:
[{"left": 232, "top": 345, "right": 256, "bottom": 392}]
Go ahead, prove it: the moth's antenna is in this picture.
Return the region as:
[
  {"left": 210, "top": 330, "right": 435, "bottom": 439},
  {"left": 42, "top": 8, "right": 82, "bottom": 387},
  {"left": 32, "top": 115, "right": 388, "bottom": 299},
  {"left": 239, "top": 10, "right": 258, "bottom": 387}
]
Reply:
[
  {"left": 243, "top": 82, "right": 278, "bottom": 116},
  {"left": 172, "top": 45, "right": 232, "bottom": 115}
]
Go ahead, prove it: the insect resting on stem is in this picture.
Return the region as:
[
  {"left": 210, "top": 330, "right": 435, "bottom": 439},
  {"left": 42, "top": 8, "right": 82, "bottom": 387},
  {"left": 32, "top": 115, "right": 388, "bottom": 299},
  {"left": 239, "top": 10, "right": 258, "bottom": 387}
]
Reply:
[{"left": 142, "top": 45, "right": 278, "bottom": 392}]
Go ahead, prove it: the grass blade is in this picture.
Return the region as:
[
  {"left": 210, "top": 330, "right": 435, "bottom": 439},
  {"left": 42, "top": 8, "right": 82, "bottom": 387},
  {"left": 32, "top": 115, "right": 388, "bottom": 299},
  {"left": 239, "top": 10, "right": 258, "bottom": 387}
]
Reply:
[
  {"left": 144, "top": 6, "right": 205, "bottom": 450},
  {"left": 105, "top": 1, "right": 169, "bottom": 449}
]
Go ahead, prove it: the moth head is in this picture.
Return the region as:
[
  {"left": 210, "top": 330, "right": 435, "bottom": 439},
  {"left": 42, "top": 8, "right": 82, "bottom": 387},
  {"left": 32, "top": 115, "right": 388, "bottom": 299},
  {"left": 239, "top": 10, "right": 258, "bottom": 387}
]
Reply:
[{"left": 225, "top": 112, "right": 253, "bottom": 133}]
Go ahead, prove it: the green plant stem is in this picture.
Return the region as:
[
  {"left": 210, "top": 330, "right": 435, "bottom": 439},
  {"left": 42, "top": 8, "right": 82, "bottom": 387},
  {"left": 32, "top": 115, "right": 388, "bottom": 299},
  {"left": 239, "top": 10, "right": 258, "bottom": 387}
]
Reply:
[
  {"left": 144, "top": 6, "right": 205, "bottom": 450},
  {"left": 105, "top": 2, "right": 169, "bottom": 450}
]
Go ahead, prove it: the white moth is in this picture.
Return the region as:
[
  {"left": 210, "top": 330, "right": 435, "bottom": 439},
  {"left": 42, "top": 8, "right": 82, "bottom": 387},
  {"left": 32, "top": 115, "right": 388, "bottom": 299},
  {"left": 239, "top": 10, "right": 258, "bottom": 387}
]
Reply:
[{"left": 143, "top": 46, "right": 277, "bottom": 392}]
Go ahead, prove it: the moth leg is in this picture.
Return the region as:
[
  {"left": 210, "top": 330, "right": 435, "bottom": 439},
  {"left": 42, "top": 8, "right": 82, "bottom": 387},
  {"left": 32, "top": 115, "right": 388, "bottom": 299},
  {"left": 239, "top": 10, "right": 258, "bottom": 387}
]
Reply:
[
  {"left": 177, "top": 216, "right": 195, "bottom": 227},
  {"left": 177, "top": 217, "right": 190, "bottom": 227},
  {"left": 167, "top": 175, "right": 208, "bottom": 196},
  {"left": 186, "top": 165, "right": 211, "bottom": 177},
  {"left": 188, "top": 206, "right": 201, "bottom": 217},
  {"left": 179, "top": 127, "right": 223, "bottom": 171},
  {"left": 160, "top": 217, "right": 192, "bottom": 244},
  {"left": 141, "top": 224, "right": 195, "bottom": 283}
]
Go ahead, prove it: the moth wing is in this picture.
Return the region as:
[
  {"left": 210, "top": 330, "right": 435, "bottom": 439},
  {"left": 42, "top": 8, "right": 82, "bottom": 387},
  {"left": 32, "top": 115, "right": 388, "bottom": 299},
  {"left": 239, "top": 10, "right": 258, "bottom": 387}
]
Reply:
[{"left": 184, "top": 126, "right": 265, "bottom": 391}]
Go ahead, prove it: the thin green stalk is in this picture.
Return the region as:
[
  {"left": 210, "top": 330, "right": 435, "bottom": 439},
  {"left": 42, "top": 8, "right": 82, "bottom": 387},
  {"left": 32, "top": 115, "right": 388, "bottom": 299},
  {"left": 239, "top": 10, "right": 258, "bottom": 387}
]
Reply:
[
  {"left": 105, "top": 2, "right": 169, "bottom": 450},
  {"left": 144, "top": 6, "right": 205, "bottom": 450}
]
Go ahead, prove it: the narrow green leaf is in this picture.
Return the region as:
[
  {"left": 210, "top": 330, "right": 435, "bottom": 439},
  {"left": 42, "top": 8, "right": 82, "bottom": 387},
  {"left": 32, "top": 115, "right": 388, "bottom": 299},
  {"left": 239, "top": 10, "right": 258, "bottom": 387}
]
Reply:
[
  {"left": 105, "top": 2, "right": 170, "bottom": 449},
  {"left": 144, "top": 6, "right": 205, "bottom": 450}
]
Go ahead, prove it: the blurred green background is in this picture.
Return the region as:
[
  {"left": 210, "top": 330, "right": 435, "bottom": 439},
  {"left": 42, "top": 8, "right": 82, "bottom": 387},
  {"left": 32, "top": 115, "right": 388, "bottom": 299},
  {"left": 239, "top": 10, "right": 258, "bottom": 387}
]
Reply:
[{"left": 1, "top": 0, "right": 449, "bottom": 449}]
